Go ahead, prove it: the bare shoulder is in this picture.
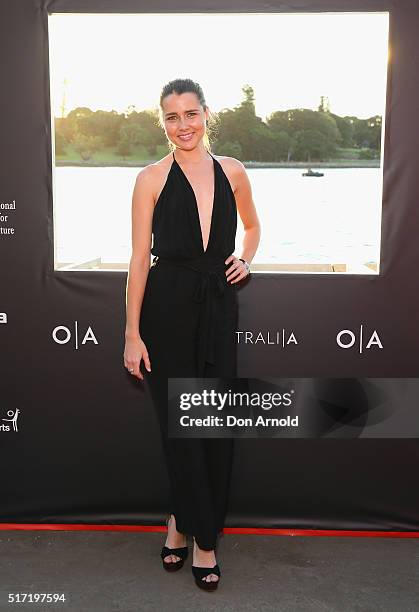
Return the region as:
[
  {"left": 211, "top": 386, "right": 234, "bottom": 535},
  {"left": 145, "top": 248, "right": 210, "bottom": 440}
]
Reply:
[
  {"left": 135, "top": 153, "right": 173, "bottom": 183},
  {"left": 213, "top": 155, "right": 246, "bottom": 194},
  {"left": 134, "top": 153, "right": 173, "bottom": 203}
]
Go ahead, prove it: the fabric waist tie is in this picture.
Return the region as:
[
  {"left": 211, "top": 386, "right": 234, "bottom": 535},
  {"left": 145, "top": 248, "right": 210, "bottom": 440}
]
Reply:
[{"left": 151, "top": 255, "right": 228, "bottom": 377}]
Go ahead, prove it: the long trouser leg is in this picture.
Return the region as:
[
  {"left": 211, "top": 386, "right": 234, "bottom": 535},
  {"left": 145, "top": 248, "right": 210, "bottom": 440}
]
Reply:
[{"left": 146, "top": 371, "right": 234, "bottom": 550}]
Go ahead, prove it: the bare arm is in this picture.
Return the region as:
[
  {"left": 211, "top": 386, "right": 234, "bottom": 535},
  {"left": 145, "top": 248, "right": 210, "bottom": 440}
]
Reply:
[
  {"left": 124, "top": 166, "right": 156, "bottom": 379},
  {"left": 225, "top": 158, "right": 261, "bottom": 283}
]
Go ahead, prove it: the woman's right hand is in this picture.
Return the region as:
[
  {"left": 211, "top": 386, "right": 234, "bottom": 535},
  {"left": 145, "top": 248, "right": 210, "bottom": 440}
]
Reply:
[{"left": 124, "top": 335, "right": 151, "bottom": 381}]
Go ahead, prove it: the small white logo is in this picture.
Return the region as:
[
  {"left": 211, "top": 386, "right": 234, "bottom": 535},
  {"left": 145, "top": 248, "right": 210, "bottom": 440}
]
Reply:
[
  {"left": 336, "top": 325, "right": 383, "bottom": 353},
  {"left": 2, "top": 408, "right": 20, "bottom": 432},
  {"left": 52, "top": 321, "right": 99, "bottom": 349}
]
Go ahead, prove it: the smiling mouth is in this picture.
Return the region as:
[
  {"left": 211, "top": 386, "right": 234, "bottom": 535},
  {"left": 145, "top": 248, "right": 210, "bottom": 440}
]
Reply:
[{"left": 178, "top": 133, "right": 194, "bottom": 140}]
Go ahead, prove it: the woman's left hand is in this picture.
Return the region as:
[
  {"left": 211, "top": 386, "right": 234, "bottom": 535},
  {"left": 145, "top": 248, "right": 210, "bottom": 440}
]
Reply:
[{"left": 225, "top": 255, "right": 250, "bottom": 284}]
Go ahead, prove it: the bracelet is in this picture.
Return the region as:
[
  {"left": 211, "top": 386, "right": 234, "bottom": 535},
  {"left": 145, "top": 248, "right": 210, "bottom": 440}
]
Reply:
[{"left": 239, "top": 258, "right": 251, "bottom": 275}]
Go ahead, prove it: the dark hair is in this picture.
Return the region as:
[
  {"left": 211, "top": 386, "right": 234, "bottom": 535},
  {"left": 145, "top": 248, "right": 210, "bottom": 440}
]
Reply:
[{"left": 158, "top": 78, "right": 218, "bottom": 152}]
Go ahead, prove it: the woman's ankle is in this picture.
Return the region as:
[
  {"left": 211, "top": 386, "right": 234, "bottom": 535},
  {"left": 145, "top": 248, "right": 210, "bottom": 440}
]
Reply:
[
  {"left": 193, "top": 537, "right": 215, "bottom": 553},
  {"left": 167, "top": 515, "right": 186, "bottom": 541}
]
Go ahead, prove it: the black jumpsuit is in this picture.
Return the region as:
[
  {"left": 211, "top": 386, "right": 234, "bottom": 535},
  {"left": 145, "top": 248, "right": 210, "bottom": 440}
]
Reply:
[{"left": 139, "top": 151, "right": 238, "bottom": 550}]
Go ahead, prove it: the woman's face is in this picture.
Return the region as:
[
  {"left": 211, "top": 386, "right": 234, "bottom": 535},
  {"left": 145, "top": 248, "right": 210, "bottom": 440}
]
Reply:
[{"left": 161, "top": 92, "right": 208, "bottom": 150}]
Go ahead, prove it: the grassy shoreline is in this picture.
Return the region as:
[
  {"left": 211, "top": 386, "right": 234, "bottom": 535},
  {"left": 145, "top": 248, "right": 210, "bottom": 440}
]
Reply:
[{"left": 55, "top": 159, "right": 380, "bottom": 169}]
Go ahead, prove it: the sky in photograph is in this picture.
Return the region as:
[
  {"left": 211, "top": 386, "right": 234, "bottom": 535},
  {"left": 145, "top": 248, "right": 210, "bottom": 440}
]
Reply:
[{"left": 48, "top": 12, "right": 389, "bottom": 121}]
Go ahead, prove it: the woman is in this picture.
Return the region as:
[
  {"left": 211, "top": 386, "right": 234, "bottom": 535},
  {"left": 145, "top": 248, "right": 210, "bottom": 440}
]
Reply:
[{"left": 124, "top": 78, "right": 260, "bottom": 591}]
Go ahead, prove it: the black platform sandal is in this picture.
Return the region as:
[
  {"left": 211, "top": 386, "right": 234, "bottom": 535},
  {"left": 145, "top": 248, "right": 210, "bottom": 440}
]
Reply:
[
  {"left": 191, "top": 564, "right": 221, "bottom": 591},
  {"left": 161, "top": 514, "right": 188, "bottom": 572},
  {"left": 160, "top": 544, "right": 188, "bottom": 572}
]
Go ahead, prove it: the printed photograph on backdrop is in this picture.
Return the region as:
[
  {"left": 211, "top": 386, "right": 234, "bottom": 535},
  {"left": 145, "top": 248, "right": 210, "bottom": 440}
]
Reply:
[{"left": 48, "top": 12, "right": 389, "bottom": 275}]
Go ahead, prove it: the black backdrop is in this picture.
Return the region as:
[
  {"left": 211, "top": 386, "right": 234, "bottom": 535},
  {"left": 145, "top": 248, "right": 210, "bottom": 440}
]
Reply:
[{"left": 1, "top": 0, "right": 419, "bottom": 531}]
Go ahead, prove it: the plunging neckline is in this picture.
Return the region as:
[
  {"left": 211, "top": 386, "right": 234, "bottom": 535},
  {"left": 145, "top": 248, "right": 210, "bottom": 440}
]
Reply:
[{"left": 172, "top": 152, "right": 216, "bottom": 254}]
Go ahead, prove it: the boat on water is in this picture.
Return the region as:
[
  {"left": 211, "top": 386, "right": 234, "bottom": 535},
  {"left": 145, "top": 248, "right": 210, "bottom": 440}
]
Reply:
[{"left": 302, "top": 168, "right": 324, "bottom": 177}]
